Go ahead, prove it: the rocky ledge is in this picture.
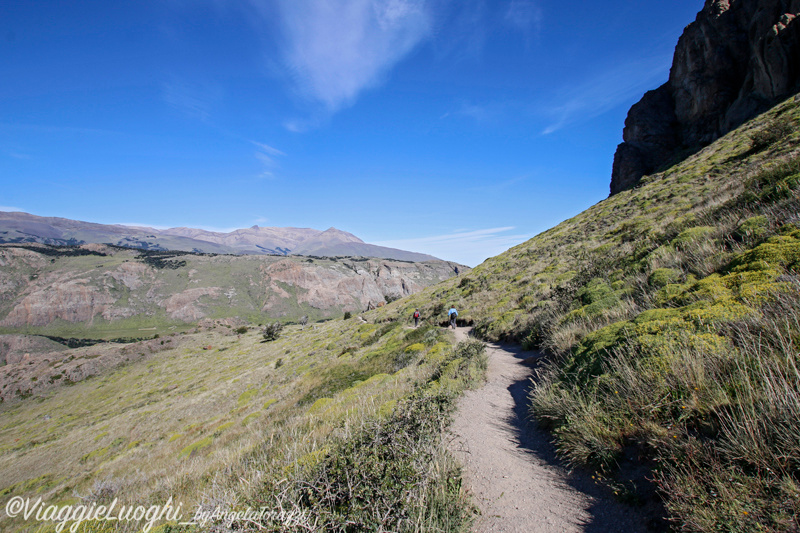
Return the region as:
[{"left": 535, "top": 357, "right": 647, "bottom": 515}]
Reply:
[{"left": 611, "top": 0, "right": 800, "bottom": 195}]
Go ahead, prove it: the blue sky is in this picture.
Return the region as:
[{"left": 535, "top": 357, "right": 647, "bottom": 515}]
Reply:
[{"left": 1, "top": 0, "right": 702, "bottom": 266}]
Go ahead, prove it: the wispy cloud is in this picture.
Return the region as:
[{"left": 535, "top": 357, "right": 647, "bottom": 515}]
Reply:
[
  {"left": 444, "top": 98, "right": 514, "bottom": 124},
  {"left": 282, "top": 120, "right": 307, "bottom": 134},
  {"left": 267, "top": 0, "right": 434, "bottom": 112},
  {"left": 252, "top": 142, "right": 286, "bottom": 158},
  {"left": 251, "top": 141, "right": 286, "bottom": 179},
  {"left": 432, "top": 0, "right": 488, "bottom": 62},
  {"left": 0, "top": 205, "right": 25, "bottom": 213},
  {"left": 504, "top": 0, "right": 542, "bottom": 37},
  {"left": 541, "top": 54, "right": 672, "bottom": 134},
  {"left": 162, "top": 80, "right": 222, "bottom": 121},
  {"left": 282, "top": 116, "right": 327, "bottom": 134},
  {"left": 455, "top": 101, "right": 493, "bottom": 122},
  {"left": 114, "top": 222, "right": 172, "bottom": 230},
  {"left": 374, "top": 226, "right": 531, "bottom": 266}
]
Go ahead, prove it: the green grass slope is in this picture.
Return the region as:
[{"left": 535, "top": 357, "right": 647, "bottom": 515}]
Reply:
[
  {"left": 371, "top": 95, "right": 800, "bottom": 530},
  {"left": 0, "top": 314, "right": 485, "bottom": 532}
]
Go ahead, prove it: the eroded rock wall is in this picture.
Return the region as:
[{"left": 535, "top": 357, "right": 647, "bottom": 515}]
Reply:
[
  {"left": 611, "top": 0, "right": 800, "bottom": 195},
  {"left": 0, "top": 245, "right": 464, "bottom": 329}
]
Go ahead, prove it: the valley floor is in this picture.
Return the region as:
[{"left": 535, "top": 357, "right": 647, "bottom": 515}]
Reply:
[{"left": 449, "top": 328, "right": 655, "bottom": 532}]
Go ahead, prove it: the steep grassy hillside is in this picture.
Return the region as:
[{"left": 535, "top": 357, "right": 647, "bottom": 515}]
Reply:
[
  {"left": 374, "top": 95, "right": 800, "bottom": 530},
  {"left": 0, "top": 316, "right": 485, "bottom": 532}
]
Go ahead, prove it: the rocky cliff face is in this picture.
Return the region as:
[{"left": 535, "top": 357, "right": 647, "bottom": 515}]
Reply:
[
  {"left": 611, "top": 0, "right": 800, "bottom": 195},
  {"left": 0, "top": 244, "right": 464, "bottom": 331}
]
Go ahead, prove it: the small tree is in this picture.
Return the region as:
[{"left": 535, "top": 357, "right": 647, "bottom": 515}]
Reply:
[
  {"left": 262, "top": 322, "right": 284, "bottom": 342},
  {"left": 343, "top": 311, "right": 352, "bottom": 320}
]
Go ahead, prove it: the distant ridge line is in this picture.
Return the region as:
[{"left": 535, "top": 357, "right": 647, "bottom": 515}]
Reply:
[{"left": 0, "top": 211, "right": 442, "bottom": 263}]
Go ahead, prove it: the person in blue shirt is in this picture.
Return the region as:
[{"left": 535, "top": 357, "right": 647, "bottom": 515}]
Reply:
[{"left": 448, "top": 305, "right": 458, "bottom": 330}]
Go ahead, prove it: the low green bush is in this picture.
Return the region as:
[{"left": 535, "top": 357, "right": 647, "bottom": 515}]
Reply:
[
  {"left": 259, "top": 340, "right": 486, "bottom": 532},
  {"left": 648, "top": 268, "right": 682, "bottom": 288},
  {"left": 749, "top": 117, "right": 794, "bottom": 151},
  {"left": 261, "top": 322, "right": 284, "bottom": 342},
  {"left": 734, "top": 216, "right": 770, "bottom": 243}
]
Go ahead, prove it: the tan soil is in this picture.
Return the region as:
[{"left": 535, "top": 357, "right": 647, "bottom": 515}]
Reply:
[{"left": 448, "top": 328, "right": 655, "bottom": 532}]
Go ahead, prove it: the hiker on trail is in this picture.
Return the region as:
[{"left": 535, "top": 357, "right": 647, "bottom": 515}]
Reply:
[
  {"left": 412, "top": 308, "right": 421, "bottom": 328},
  {"left": 448, "top": 305, "right": 458, "bottom": 330}
]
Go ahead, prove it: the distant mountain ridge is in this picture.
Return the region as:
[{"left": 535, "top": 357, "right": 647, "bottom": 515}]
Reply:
[{"left": 0, "top": 211, "right": 438, "bottom": 262}]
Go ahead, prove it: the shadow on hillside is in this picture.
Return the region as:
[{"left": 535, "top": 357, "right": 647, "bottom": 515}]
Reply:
[{"left": 492, "top": 340, "right": 670, "bottom": 533}]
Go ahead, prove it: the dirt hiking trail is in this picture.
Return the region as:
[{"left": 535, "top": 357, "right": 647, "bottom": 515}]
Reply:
[{"left": 448, "top": 328, "right": 655, "bottom": 532}]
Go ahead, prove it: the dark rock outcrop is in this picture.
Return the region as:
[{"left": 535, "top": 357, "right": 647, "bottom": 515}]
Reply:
[{"left": 611, "top": 0, "right": 800, "bottom": 195}]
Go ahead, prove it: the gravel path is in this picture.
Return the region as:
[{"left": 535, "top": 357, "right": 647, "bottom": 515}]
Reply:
[{"left": 448, "top": 328, "right": 653, "bottom": 532}]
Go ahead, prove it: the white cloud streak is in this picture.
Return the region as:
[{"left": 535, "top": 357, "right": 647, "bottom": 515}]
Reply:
[
  {"left": 504, "top": 0, "right": 542, "bottom": 36},
  {"left": 542, "top": 54, "right": 672, "bottom": 134},
  {"left": 251, "top": 142, "right": 286, "bottom": 157},
  {"left": 456, "top": 101, "right": 493, "bottom": 122},
  {"left": 269, "top": 0, "right": 434, "bottom": 112},
  {"left": 374, "top": 226, "right": 531, "bottom": 267},
  {"left": 0, "top": 206, "right": 25, "bottom": 213},
  {"left": 162, "top": 80, "right": 222, "bottom": 121},
  {"left": 251, "top": 141, "right": 285, "bottom": 178}
]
